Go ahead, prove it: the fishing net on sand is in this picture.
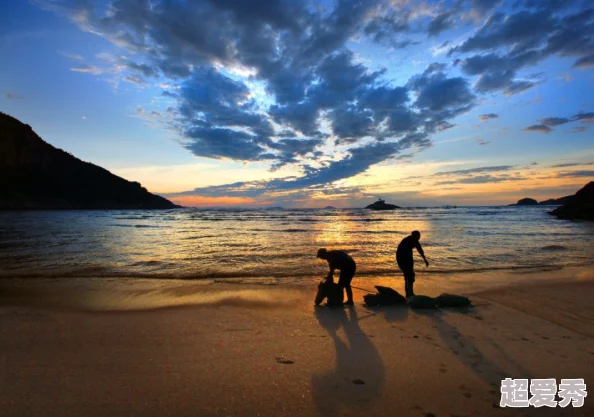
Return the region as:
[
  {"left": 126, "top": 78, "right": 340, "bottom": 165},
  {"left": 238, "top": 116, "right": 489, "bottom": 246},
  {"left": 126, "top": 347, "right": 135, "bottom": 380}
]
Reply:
[
  {"left": 436, "top": 293, "right": 472, "bottom": 308},
  {"left": 407, "top": 295, "right": 438, "bottom": 309},
  {"left": 363, "top": 286, "right": 407, "bottom": 306}
]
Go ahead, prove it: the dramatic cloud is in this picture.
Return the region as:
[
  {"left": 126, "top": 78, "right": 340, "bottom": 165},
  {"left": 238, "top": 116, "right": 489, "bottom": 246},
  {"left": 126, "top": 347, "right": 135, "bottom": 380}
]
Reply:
[
  {"left": 479, "top": 113, "right": 499, "bottom": 122},
  {"left": 35, "top": 0, "right": 594, "bottom": 203},
  {"left": 451, "top": 6, "right": 594, "bottom": 95},
  {"left": 168, "top": 140, "right": 407, "bottom": 199},
  {"left": 408, "top": 64, "right": 475, "bottom": 112}
]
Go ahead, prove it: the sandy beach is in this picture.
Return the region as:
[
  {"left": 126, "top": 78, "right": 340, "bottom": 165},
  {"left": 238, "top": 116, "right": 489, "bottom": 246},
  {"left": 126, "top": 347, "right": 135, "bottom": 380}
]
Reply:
[{"left": 1, "top": 271, "right": 593, "bottom": 417}]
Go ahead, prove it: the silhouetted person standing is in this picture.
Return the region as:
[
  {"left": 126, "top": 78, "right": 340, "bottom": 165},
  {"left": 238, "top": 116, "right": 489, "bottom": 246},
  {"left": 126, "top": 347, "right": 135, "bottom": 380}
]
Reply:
[
  {"left": 396, "top": 231, "right": 429, "bottom": 298},
  {"left": 317, "top": 248, "right": 356, "bottom": 306}
]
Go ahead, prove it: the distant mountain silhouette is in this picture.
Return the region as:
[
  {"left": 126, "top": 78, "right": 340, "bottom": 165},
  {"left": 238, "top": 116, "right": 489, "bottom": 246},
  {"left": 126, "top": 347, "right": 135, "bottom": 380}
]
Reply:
[
  {"left": 508, "top": 193, "right": 576, "bottom": 207},
  {"left": 508, "top": 198, "right": 538, "bottom": 206},
  {"left": 0, "top": 112, "right": 180, "bottom": 210},
  {"left": 551, "top": 182, "right": 594, "bottom": 221},
  {"left": 365, "top": 198, "right": 400, "bottom": 210},
  {"left": 539, "top": 195, "right": 573, "bottom": 205}
]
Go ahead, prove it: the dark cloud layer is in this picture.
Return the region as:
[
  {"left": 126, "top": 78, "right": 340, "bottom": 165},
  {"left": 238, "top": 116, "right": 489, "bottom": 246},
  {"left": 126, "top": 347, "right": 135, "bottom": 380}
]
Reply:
[
  {"left": 524, "top": 124, "right": 552, "bottom": 134},
  {"left": 552, "top": 162, "right": 594, "bottom": 168},
  {"left": 434, "top": 165, "right": 514, "bottom": 176},
  {"left": 452, "top": 5, "right": 594, "bottom": 95},
  {"left": 435, "top": 174, "right": 520, "bottom": 185},
  {"left": 557, "top": 170, "right": 594, "bottom": 178},
  {"left": 524, "top": 111, "right": 594, "bottom": 133},
  {"left": 428, "top": 12, "right": 455, "bottom": 37},
  {"left": 38, "top": 0, "right": 594, "bottom": 201}
]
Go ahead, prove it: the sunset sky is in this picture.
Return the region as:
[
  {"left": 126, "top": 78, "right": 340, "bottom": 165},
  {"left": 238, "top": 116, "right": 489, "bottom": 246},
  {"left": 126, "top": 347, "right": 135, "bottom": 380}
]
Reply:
[{"left": 1, "top": 0, "right": 593, "bottom": 207}]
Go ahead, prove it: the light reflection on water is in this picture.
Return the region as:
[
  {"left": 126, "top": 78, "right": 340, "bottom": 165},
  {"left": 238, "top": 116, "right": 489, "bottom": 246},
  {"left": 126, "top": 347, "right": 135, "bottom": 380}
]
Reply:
[{"left": 0, "top": 206, "right": 593, "bottom": 281}]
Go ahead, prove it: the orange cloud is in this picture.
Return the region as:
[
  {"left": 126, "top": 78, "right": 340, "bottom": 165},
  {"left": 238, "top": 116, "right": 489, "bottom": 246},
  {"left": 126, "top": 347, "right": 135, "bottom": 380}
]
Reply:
[{"left": 169, "top": 195, "right": 272, "bottom": 207}]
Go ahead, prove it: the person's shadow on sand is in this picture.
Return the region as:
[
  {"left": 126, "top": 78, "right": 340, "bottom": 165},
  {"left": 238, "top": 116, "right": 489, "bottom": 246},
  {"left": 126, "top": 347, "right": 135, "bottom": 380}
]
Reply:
[
  {"left": 364, "top": 304, "right": 409, "bottom": 323},
  {"left": 414, "top": 307, "right": 534, "bottom": 394},
  {"left": 311, "top": 306, "right": 385, "bottom": 417}
]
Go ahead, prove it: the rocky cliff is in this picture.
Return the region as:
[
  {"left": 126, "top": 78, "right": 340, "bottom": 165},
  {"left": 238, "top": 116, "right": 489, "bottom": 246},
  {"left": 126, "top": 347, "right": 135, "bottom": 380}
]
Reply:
[
  {"left": 539, "top": 195, "right": 573, "bottom": 205},
  {"left": 0, "top": 112, "right": 180, "bottom": 210},
  {"left": 551, "top": 182, "right": 594, "bottom": 221}
]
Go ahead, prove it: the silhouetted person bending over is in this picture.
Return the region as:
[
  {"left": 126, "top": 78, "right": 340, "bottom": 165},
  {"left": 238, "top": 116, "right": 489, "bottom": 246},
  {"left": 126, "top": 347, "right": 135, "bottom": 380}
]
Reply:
[
  {"left": 396, "top": 231, "right": 429, "bottom": 298},
  {"left": 317, "top": 248, "right": 356, "bottom": 306}
]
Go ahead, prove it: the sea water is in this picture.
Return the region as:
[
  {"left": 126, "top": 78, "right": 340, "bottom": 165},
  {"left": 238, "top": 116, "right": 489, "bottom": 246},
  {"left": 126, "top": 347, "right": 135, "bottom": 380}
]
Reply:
[{"left": 0, "top": 206, "right": 593, "bottom": 283}]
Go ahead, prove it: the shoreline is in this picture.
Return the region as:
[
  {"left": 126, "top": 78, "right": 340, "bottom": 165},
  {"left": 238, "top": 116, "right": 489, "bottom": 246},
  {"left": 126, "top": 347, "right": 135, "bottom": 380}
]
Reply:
[
  {"left": 1, "top": 265, "right": 592, "bottom": 312},
  {"left": 1, "top": 269, "right": 593, "bottom": 416}
]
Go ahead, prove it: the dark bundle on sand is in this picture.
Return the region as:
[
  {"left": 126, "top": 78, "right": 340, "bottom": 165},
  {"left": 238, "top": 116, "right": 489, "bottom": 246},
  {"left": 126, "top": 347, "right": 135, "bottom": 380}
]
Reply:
[
  {"left": 408, "top": 293, "right": 472, "bottom": 309},
  {"left": 436, "top": 293, "right": 472, "bottom": 308},
  {"left": 363, "top": 286, "right": 407, "bottom": 306},
  {"left": 363, "top": 288, "right": 472, "bottom": 310},
  {"left": 407, "top": 295, "right": 438, "bottom": 309},
  {"left": 314, "top": 280, "right": 344, "bottom": 307}
]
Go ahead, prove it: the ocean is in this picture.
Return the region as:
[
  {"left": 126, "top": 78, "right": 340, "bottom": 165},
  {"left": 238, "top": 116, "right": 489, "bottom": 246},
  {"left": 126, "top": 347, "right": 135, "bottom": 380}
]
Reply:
[{"left": 1, "top": 206, "right": 593, "bottom": 283}]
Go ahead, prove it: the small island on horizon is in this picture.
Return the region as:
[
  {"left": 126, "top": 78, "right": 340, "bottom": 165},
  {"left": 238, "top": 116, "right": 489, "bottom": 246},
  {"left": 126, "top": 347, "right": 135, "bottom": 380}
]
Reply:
[{"left": 365, "top": 198, "right": 401, "bottom": 210}]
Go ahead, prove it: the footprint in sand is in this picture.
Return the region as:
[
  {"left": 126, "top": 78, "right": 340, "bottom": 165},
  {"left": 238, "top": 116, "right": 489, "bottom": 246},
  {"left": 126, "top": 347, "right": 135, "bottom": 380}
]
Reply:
[{"left": 275, "top": 357, "right": 294, "bottom": 364}]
